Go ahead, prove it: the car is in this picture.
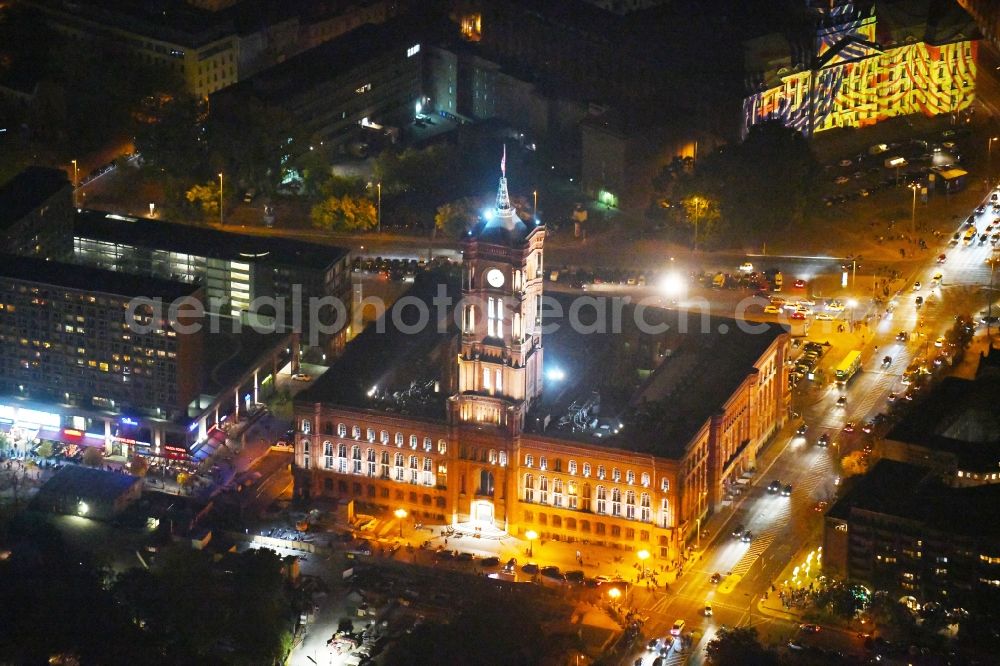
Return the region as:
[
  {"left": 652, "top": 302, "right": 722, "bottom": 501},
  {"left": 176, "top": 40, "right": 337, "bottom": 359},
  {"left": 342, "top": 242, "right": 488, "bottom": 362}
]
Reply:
[
  {"left": 703, "top": 604, "right": 714, "bottom": 617},
  {"left": 790, "top": 311, "right": 805, "bottom": 320},
  {"left": 731, "top": 525, "right": 744, "bottom": 538},
  {"left": 647, "top": 638, "right": 660, "bottom": 652},
  {"left": 456, "top": 552, "right": 475, "bottom": 562},
  {"left": 503, "top": 557, "right": 517, "bottom": 572},
  {"left": 818, "top": 433, "right": 831, "bottom": 447},
  {"left": 887, "top": 392, "right": 898, "bottom": 402},
  {"left": 937, "top": 253, "right": 947, "bottom": 263},
  {"left": 541, "top": 567, "right": 565, "bottom": 582},
  {"left": 932, "top": 271, "right": 943, "bottom": 283},
  {"left": 815, "top": 313, "right": 834, "bottom": 321},
  {"left": 767, "top": 479, "right": 781, "bottom": 493},
  {"left": 912, "top": 281, "right": 921, "bottom": 291},
  {"left": 671, "top": 620, "right": 686, "bottom": 636},
  {"left": 763, "top": 305, "right": 781, "bottom": 314},
  {"left": 741, "top": 530, "right": 753, "bottom": 543},
  {"left": 836, "top": 395, "right": 847, "bottom": 407},
  {"left": 814, "top": 501, "right": 829, "bottom": 512},
  {"left": 781, "top": 484, "right": 792, "bottom": 497},
  {"left": 521, "top": 563, "right": 539, "bottom": 574},
  {"left": 826, "top": 300, "right": 845, "bottom": 311},
  {"left": 710, "top": 572, "right": 723, "bottom": 584},
  {"left": 565, "top": 570, "right": 585, "bottom": 583},
  {"left": 593, "top": 575, "right": 613, "bottom": 585},
  {"left": 915, "top": 296, "right": 924, "bottom": 306},
  {"left": 862, "top": 421, "right": 875, "bottom": 434},
  {"left": 793, "top": 279, "right": 806, "bottom": 289},
  {"left": 739, "top": 262, "right": 754, "bottom": 273},
  {"left": 896, "top": 331, "right": 909, "bottom": 342},
  {"left": 795, "top": 423, "right": 809, "bottom": 436},
  {"left": 935, "top": 336, "right": 946, "bottom": 347},
  {"left": 882, "top": 355, "right": 893, "bottom": 367},
  {"left": 435, "top": 549, "right": 455, "bottom": 560},
  {"left": 800, "top": 623, "right": 822, "bottom": 634},
  {"left": 834, "top": 176, "right": 850, "bottom": 185},
  {"left": 795, "top": 305, "right": 813, "bottom": 315},
  {"left": 480, "top": 556, "right": 501, "bottom": 568},
  {"left": 769, "top": 296, "right": 786, "bottom": 306},
  {"left": 843, "top": 421, "right": 856, "bottom": 433},
  {"left": 291, "top": 373, "right": 313, "bottom": 382}
]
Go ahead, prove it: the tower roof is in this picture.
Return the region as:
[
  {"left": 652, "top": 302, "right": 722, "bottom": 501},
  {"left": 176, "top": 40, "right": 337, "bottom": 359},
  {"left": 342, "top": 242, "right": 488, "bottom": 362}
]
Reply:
[{"left": 473, "top": 147, "right": 531, "bottom": 242}]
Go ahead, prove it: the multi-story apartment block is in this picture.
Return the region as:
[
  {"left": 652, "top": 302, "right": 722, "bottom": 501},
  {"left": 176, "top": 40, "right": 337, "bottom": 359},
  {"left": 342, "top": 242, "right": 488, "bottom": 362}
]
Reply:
[
  {"left": 293, "top": 163, "right": 790, "bottom": 561},
  {"left": 824, "top": 459, "right": 1000, "bottom": 616},
  {"left": 73, "top": 209, "right": 351, "bottom": 347},
  {"left": 0, "top": 166, "right": 73, "bottom": 260},
  {"left": 742, "top": 0, "right": 979, "bottom": 136}
]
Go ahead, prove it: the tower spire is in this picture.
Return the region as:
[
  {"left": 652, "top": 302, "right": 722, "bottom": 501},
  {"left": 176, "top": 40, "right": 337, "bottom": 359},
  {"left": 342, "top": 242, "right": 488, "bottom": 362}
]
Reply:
[{"left": 495, "top": 144, "right": 513, "bottom": 218}]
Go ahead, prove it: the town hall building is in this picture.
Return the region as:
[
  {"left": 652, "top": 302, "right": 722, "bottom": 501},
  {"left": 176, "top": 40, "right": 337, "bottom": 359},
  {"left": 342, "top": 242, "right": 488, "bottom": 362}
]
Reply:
[{"left": 292, "top": 162, "right": 791, "bottom": 561}]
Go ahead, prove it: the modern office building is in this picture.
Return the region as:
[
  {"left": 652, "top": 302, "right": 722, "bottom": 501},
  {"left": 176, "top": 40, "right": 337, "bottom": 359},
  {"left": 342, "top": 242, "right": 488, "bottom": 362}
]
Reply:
[
  {"left": 73, "top": 209, "right": 352, "bottom": 347},
  {"left": 0, "top": 166, "right": 73, "bottom": 260},
  {"left": 214, "top": 13, "right": 433, "bottom": 150},
  {"left": 292, "top": 164, "right": 790, "bottom": 561},
  {"left": 824, "top": 459, "right": 1000, "bottom": 615},
  {"left": 742, "top": 0, "right": 979, "bottom": 136}
]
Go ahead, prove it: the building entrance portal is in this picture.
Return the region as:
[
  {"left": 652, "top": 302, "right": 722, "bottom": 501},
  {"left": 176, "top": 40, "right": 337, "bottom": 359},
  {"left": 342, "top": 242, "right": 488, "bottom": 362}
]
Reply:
[
  {"left": 453, "top": 499, "right": 507, "bottom": 539},
  {"left": 472, "top": 499, "right": 494, "bottom": 524}
]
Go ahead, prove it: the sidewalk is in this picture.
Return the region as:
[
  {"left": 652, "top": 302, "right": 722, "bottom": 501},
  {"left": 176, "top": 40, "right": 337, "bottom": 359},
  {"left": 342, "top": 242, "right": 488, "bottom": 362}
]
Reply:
[{"left": 756, "top": 544, "right": 824, "bottom": 622}]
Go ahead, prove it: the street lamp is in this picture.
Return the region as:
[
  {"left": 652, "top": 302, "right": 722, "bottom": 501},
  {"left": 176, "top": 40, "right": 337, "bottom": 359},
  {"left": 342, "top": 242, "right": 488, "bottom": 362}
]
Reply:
[
  {"left": 989, "top": 136, "right": 998, "bottom": 171},
  {"left": 533, "top": 189, "right": 538, "bottom": 221},
  {"left": 218, "top": 173, "right": 224, "bottom": 226},
  {"left": 847, "top": 298, "right": 858, "bottom": 329},
  {"left": 691, "top": 196, "right": 704, "bottom": 252},
  {"left": 71, "top": 159, "right": 78, "bottom": 205},
  {"left": 394, "top": 508, "right": 407, "bottom": 538},
  {"left": 525, "top": 529, "right": 538, "bottom": 557},
  {"left": 607, "top": 587, "right": 621, "bottom": 606},
  {"left": 637, "top": 549, "right": 650, "bottom": 579},
  {"left": 376, "top": 181, "right": 382, "bottom": 234},
  {"left": 909, "top": 182, "right": 919, "bottom": 234}
]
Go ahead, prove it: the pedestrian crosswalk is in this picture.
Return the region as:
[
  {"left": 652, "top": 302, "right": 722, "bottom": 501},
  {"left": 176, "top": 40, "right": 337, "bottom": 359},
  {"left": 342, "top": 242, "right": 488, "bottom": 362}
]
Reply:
[{"left": 729, "top": 534, "right": 775, "bottom": 577}]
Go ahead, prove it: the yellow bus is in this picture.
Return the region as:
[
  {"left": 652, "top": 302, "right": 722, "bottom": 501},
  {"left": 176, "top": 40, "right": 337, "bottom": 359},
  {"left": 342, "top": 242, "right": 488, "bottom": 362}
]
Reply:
[{"left": 834, "top": 350, "right": 863, "bottom": 384}]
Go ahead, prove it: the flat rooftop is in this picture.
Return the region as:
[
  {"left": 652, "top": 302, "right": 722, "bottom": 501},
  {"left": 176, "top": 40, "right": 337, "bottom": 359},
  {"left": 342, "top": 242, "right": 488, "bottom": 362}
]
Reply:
[
  {"left": 75, "top": 209, "right": 349, "bottom": 271},
  {"left": 200, "top": 313, "right": 296, "bottom": 398},
  {"left": 827, "top": 459, "right": 1000, "bottom": 538},
  {"left": 0, "top": 166, "right": 69, "bottom": 229},
  {"left": 530, "top": 296, "right": 786, "bottom": 457},
  {"left": 298, "top": 275, "right": 787, "bottom": 458},
  {"left": 0, "top": 253, "right": 199, "bottom": 301},
  {"left": 36, "top": 465, "right": 140, "bottom": 502},
  {"left": 885, "top": 374, "right": 1000, "bottom": 469}
]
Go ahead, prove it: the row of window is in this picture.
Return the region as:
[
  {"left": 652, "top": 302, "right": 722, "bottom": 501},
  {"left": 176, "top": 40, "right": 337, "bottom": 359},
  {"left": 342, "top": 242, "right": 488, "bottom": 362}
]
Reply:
[
  {"left": 523, "top": 476, "right": 656, "bottom": 522},
  {"left": 523, "top": 511, "right": 652, "bottom": 542},
  {"left": 523, "top": 454, "right": 667, "bottom": 490},
  {"left": 301, "top": 420, "right": 448, "bottom": 454},
  {"left": 302, "top": 441, "right": 444, "bottom": 487}
]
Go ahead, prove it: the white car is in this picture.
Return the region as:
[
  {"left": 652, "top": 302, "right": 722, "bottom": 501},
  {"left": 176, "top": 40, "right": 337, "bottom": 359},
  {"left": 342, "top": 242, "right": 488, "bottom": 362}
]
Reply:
[
  {"left": 913, "top": 281, "right": 922, "bottom": 291},
  {"left": 826, "top": 301, "right": 845, "bottom": 311},
  {"left": 795, "top": 306, "right": 813, "bottom": 316},
  {"left": 815, "top": 313, "right": 834, "bottom": 321},
  {"left": 671, "top": 619, "right": 686, "bottom": 636},
  {"left": 739, "top": 262, "right": 754, "bottom": 274},
  {"left": 797, "top": 298, "right": 816, "bottom": 306}
]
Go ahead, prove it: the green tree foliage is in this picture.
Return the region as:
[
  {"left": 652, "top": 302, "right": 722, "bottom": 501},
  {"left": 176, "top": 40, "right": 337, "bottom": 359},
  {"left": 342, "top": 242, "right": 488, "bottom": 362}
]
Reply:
[
  {"left": 310, "top": 195, "right": 377, "bottom": 232},
  {"left": 185, "top": 181, "right": 221, "bottom": 219},
  {"left": 134, "top": 93, "right": 206, "bottom": 181},
  {"left": 673, "top": 121, "right": 817, "bottom": 248},
  {"left": 434, "top": 198, "right": 480, "bottom": 237},
  {"left": 704, "top": 626, "right": 780, "bottom": 666},
  {"left": 812, "top": 580, "right": 867, "bottom": 620},
  {"left": 35, "top": 441, "right": 53, "bottom": 459}
]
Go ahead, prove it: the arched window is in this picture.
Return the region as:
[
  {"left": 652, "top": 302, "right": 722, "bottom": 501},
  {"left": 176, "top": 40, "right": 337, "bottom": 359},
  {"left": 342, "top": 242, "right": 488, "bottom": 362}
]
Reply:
[
  {"left": 351, "top": 425, "right": 361, "bottom": 439},
  {"left": 323, "top": 441, "right": 333, "bottom": 469},
  {"left": 423, "top": 437, "right": 432, "bottom": 451},
  {"left": 437, "top": 439, "right": 447, "bottom": 454},
  {"left": 583, "top": 462, "right": 591, "bottom": 478},
  {"left": 568, "top": 460, "right": 577, "bottom": 475},
  {"left": 323, "top": 421, "right": 333, "bottom": 435},
  {"left": 409, "top": 434, "right": 418, "bottom": 449},
  {"left": 366, "top": 428, "right": 375, "bottom": 442},
  {"left": 351, "top": 445, "right": 361, "bottom": 474},
  {"left": 539, "top": 476, "right": 549, "bottom": 504},
  {"left": 422, "top": 457, "right": 433, "bottom": 485},
  {"left": 488, "top": 449, "right": 498, "bottom": 465},
  {"left": 612, "top": 468, "right": 621, "bottom": 483},
  {"left": 498, "top": 451, "right": 507, "bottom": 467},
  {"left": 524, "top": 474, "right": 535, "bottom": 502},
  {"left": 337, "top": 443, "right": 347, "bottom": 458},
  {"left": 395, "top": 432, "right": 404, "bottom": 446},
  {"left": 366, "top": 448, "right": 376, "bottom": 476},
  {"left": 640, "top": 492, "right": 651, "bottom": 522},
  {"left": 380, "top": 451, "right": 390, "bottom": 478},
  {"left": 626, "top": 470, "right": 635, "bottom": 485},
  {"left": 611, "top": 488, "right": 622, "bottom": 516},
  {"left": 660, "top": 498, "right": 670, "bottom": 528},
  {"left": 625, "top": 490, "right": 636, "bottom": 520},
  {"left": 380, "top": 430, "right": 389, "bottom": 444},
  {"left": 553, "top": 478, "right": 564, "bottom": 507},
  {"left": 596, "top": 486, "right": 607, "bottom": 514},
  {"left": 597, "top": 465, "right": 606, "bottom": 480},
  {"left": 393, "top": 453, "right": 404, "bottom": 481},
  {"left": 641, "top": 472, "right": 650, "bottom": 488},
  {"left": 337, "top": 423, "right": 346, "bottom": 437}
]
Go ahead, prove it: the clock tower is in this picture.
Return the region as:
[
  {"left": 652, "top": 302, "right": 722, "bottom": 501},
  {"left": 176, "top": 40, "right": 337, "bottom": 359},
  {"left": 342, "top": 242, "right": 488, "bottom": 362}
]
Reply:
[{"left": 453, "top": 154, "right": 545, "bottom": 434}]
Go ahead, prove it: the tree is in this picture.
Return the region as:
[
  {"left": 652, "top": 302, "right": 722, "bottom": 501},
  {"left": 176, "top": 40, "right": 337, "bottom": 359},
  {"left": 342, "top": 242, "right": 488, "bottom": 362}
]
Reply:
[
  {"left": 435, "top": 198, "right": 479, "bottom": 237},
  {"left": 81, "top": 447, "right": 104, "bottom": 468},
  {"left": 35, "top": 442, "right": 53, "bottom": 459},
  {"left": 185, "top": 181, "right": 221, "bottom": 220},
  {"left": 0, "top": 433, "right": 10, "bottom": 454},
  {"left": 704, "top": 627, "right": 779, "bottom": 666},
  {"left": 175, "top": 472, "right": 193, "bottom": 493},
  {"left": 310, "top": 195, "right": 377, "bottom": 232},
  {"left": 841, "top": 450, "right": 869, "bottom": 477},
  {"left": 128, "top": 456, "right": 149, "bottom": 478},
  {"left": 681, "top": 194, "right": 724, "bottom": 248},
  {"left": 946, "top": 313, "right": 975, "bottom": 351}
]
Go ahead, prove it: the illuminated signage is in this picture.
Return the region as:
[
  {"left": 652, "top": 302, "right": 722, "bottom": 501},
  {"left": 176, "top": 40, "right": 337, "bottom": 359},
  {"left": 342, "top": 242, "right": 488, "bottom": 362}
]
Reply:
[
  {"left": 188, "top": 421, "right": 199, "bottom": 432},
  {"left": 0, "top": 404, "right": 61, "bottom": 428},
  {"left": 115, "top": 437, "right": 151, "bottom": 447},
  {"left": 63, "top": 429, "right": 83, "bottom": 437},
  {"left": 121, "top": 417, "right": 139, "bottom": 427}
]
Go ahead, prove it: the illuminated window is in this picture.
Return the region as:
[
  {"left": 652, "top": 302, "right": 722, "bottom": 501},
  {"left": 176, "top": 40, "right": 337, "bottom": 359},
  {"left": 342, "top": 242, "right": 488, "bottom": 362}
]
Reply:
[
  {"left": 488, "top": 297, "right": 503, "bottom": 337},
  {"left": 394, "top": 452, "right": 404, "bottom": 481},
  {"left": 437, "top": 439, "right": 447, "bottom": 454},
  {"left": 409, "top": 434, "right": 418, "bottom": 449},
  {"left": 641, "top": 473, "right": 650, "bottom": 488},
  {"left": 613, "top": 468, "right": 621, "bottom": 483},
  {"left": 380, "top": 430, "right": 389, "bottom": 444},
  {"left": 626, "top": 470, "right": 635, "bottom": 485},
  {"left": 660, "top": 477, "right": 669, "bottom": 492},
  {"left": 640, "top": 493, "right": 651, "bottom": 522},
  {"left": 596, "top": 486, "right": 607, "bottom": 514},
  {"left": 625, "top": 490, "right": 636, "bottom": 519},
  {"left": 611, "top": 488, "right": 622, "bottom": 516},
  {"left": 539, "top": 476, "right": 549, "bottom": 504},
  {"left": 395, "top": 432, "right": 404, "bottom": 446},
  {"left": 407, "top": 44, "right": 420, "bottom": 57},
  {"left": 423, "top": 437, "right": 432, "bottom": 452},
  {"left": 540, "top": 456, "right": 547, "bottom": 471},
  {"left": 524, "top": 474, "right": 534, "bottom": 502},
  {"left": 324, "top": 441, "right": 333, "bottom": 469},
  {"left": 366, "top": 448, "right": 376, "bottom": 476},
  {"left": 499, "top": 451, "right": 507, "bottom": 466},
  {"left": 351, "top": 425, "right": 360, "bottom": 439},
  {"left": 597, "top": 465, "right": 606, "bottom": 480},
  {"left": 301, "top": 419, "right": 311, "bottom": 434},
  {"left": 583, "top": 462, "right": 591, "bottom": 477},
  {"left": 569, "top": 460, "right": 577, "bottom": 475},
  {"left": 553, "top": 479, "right": 563, "bottom": 507},
  {"left": 525, "top": 454, "right": 533, "bottom": 468}
]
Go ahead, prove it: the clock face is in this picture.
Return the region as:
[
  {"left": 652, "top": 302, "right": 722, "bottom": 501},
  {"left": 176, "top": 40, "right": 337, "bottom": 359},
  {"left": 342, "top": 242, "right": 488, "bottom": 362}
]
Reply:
[{"left": 486, "top": 268, "right": 505, "bottom": 288}]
